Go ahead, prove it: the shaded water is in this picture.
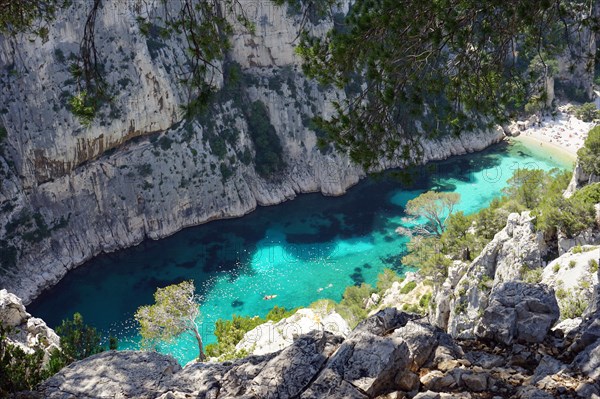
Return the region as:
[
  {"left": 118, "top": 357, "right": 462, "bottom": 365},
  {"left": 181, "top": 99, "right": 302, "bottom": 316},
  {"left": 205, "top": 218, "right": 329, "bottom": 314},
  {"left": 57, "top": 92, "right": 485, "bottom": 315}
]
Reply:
[{"left": 29, "top": 140, "right": 571, "bottom": 364}]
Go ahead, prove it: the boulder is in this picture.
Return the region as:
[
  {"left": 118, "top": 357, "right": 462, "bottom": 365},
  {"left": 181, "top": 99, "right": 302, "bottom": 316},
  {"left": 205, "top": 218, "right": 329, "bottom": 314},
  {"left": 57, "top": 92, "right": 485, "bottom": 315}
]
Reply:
[
  {"left": 460, "top": 372, "right": 488, "bottom": 392},
  {"left": 41, "top": 351, "right": 181, "bottom": 399},
  {"left": 420, "top": 370, "right": 456, "bottom": 391},
  {"left": 0, "top": 289, "right": 60, "bottom": 362},
  {"left": 571, "top": 338, "right": 600, "bottom": 380},
  {"left": 244, "top": 331, "right": 343, "bottom": 399},
  {"left": 476, "top": 282, "right": 559, "bottom": 345},
  {"left": 0, "top": 289, "right": 28, "bottom": 327},
  {"left": 393, "top": 321, "right": 438, "bottom": 371}
]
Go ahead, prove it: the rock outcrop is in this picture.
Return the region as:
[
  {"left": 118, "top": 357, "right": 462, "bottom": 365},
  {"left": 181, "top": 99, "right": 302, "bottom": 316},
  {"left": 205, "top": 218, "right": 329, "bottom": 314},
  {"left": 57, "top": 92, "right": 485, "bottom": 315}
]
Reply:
[
  {"left": 0, "top": 289, "right": 59, "bottom": 361},
  {"left": 37, "top": 305, "right": 600, "bottom": 399},
  {"left": 441, "top": 211, "right": 546, "bottom": 338},
  {"left": 233, "top": 307, "right": 350, "bottom": 356},
  {"left": 475, "top": 282, "right": 559, "bottom": 345}
]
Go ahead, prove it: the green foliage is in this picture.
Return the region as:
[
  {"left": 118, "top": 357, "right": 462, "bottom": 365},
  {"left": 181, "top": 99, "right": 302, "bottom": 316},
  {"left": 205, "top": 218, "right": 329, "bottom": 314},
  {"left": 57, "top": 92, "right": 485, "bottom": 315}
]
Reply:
[
  {"left": 309, "top": 299, "right": 337, "bottom": 314},
  {"left": 205, "top": 315, "right": 263, "bottom": 359},
  {"left": 405, "top": 191, "right": 461, "bottom": 236},
  {"left": 135, "top": 280, "right": 205, "bottom": 361},
  {"left": 559, "top": 289, "right": 589, "bottom": 319},
  {"left": 402, "top": 236, "right": 451, "bottom": 283},
  {"left": 158, "top": 136, "right": 173, "bottom": 151},
  {"left": 569, "top": 260, "right": 577, "bottom": 269},
  {"left": 578, "top": 126, "right": 600, "bottom": 176},
  {"left": 510, "top": 167, "right": 567, "bottom": 205},
  {"left": 205, "top": 305, "right": 296, "bottom": 359},
  {"left": 535, "top": 192, "right": 596, "bottom": 238},
  {"left": 0, "top": 325, "right": 50, "bottom": 395},
  {"left": 572, "top": 245, "right": 583, "bottom": 254},
  {"left": 477, "top": 275, "right": 493, "bottom": 291},
  {"left": 575, "top": 103, "right": 600, "bottom": 122},
  {"left": 402, "top": 303, "right": 422, "bottom": 314},
  {"left": 589, "top": 259, "right": 599, "bottom": 274},
  {"left": 68, "top": 91, "right": 96, "bottom": 127},
  {"left": 501, "top": 168, "right": 600, "bottom": 239},
  {"left": 399, "top": 281, "right": 417, "bottom": 295},
  {"left": 454, "top": 301, "right": 467, "bottom": 315},
  {"left": 419, "top": 293, "right": 432, "bottom": 309},
  {"left": 553, "top": 263, "right": 561, "bottom": 273},
  {"left": 289, "top": 0, "right": 587, "bottom": 167},
  {"left": 441, "top": 211, "right": 477, "bottom": 261},
  {"left": 375, "top": 268, "right": 404, "bottom": 292},
  {"left": 246, "top": 101, "right": 286, "bottom": 178},
  {"left": 220, "top": 163, "right": 233, "bottom": 181},
  {"left": 22, "top": 213, "right": 51, "bottom": 244},
  {"left": 522, "top": 267, "right": 543, "bottom": 284},
  {"left": 0, "top": 0, "right": 70, "bottom": 35},
  {"left": 55, "top": 312, "right": 103, "bottom": 364},
  {"left": 571, "top": 183, "right": 600, "bottom": 204},
  {"left": 138, "top": 1, "right": 253, "bottom": 113},
  {"left": 334, "top": 283, "right": 374, "bottom": 328}
]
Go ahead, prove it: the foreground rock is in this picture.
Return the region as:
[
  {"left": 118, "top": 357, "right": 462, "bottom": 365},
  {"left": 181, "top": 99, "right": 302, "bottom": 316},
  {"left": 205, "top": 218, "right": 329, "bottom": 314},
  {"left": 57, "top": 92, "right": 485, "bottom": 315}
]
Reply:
[
  {"left": 0, "top": 289, "right": 59, "bottom": 361},
  {"left": 38, "top": 306, "right": 600, "bottom": 399}
]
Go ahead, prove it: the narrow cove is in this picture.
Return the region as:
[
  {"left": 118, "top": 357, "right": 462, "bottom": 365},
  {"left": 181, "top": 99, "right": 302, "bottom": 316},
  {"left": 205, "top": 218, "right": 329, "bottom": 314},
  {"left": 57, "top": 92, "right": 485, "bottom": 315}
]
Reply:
[{"left": 28, "top": 139, "right": 571, "bottom": 365}]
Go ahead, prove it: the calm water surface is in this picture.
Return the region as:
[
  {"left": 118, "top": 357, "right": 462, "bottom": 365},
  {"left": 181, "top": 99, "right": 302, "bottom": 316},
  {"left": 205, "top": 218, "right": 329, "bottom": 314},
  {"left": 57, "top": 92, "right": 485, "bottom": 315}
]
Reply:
[{"left": 29, "top": 139, "right": 571, "bottom": 364}]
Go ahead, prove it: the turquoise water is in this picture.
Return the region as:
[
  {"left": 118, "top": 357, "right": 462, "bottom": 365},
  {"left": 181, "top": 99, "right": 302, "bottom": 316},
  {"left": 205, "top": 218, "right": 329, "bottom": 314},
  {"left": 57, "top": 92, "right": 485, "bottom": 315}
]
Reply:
[{"left": 28, "top": 140, "right": 571, "bottom": 364}]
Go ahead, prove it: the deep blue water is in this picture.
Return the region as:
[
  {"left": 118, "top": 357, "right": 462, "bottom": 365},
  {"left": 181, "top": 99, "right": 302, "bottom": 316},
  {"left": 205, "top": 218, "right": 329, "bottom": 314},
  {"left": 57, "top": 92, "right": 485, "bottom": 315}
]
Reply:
[{"left": 28, "top": 139, "right": 571, "bottom": 364}]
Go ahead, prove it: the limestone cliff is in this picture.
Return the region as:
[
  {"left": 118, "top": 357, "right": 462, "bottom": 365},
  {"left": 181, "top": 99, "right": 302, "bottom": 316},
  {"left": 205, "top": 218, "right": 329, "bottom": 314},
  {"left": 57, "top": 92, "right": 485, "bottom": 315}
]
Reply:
[{"left": 0, "top": 1, "right": 505, "bottom": 304}]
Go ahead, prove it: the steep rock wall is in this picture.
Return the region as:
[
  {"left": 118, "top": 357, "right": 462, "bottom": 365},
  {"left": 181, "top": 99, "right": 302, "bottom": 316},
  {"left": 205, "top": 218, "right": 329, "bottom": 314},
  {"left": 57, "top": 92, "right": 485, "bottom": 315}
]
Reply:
[{"left": 0, "top": 1, "right": 504, "bottom": 304}]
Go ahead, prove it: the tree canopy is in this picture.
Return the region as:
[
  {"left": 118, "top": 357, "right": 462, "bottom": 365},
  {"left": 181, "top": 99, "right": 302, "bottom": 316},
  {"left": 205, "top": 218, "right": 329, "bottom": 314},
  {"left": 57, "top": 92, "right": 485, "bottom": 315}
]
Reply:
[
  {"left": 0, "top": 0, "right": 70, "bottom": 36},
  {"left": 577, "top": 125, "right": 600, "bottom": 177},
  {"left": 293, "top": 0, "right": 598, "bottom": 167},
  {"left": 55, "top": 312, "right": 103, "bottom": 363},
  {"left": 404, "top": 191, "right": 461, "bottom": 237},
  {"left": 135, "top": 280, "right": 205, "bottom": 361}
]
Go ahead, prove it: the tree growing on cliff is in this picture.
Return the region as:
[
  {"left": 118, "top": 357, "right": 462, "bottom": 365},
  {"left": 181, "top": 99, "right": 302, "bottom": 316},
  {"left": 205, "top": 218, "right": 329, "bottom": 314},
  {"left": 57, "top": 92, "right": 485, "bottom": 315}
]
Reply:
[
  {"left": 578, "top": 126, "right": 600, "bottom": 177},
  {"left": 0, "top": 324, "right": 50, "bottom": 394},
  {"left": 404, "top": 191, "right": 461, "bottom": 237},
  {"left": 135, "top": 280, "right": 205, "bottom": 361},
  {"left": 55, "top": 312, "right": 104, "bottom": 364}
]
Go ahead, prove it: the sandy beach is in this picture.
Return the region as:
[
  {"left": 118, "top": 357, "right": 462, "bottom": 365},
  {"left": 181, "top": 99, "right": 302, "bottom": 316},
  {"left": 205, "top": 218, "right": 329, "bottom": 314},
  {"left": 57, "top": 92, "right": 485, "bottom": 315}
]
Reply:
[{"left": 508, "top": 105, "right": 595, "bottom": 161}]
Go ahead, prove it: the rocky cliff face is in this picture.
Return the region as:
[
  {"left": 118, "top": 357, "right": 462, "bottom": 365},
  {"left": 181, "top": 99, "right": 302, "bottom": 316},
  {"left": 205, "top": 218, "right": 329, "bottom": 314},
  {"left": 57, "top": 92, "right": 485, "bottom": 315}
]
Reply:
[{"left": 0, "top": 1, "right": 505, "bottom": 304}]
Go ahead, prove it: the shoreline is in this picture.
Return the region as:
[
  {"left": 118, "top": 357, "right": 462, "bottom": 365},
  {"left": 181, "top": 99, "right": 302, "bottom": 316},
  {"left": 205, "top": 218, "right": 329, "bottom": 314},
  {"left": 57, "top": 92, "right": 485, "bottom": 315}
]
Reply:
[
  {"left": 510, "top": 135, "right": 577, "bottom": 170},
  {"left": 505, "top": 107, "right": 595, "bottom": 170}
]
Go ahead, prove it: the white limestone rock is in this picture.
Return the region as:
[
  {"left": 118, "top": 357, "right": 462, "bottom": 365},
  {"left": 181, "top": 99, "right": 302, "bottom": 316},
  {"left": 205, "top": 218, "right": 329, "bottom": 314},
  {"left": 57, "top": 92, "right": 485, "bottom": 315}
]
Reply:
[
  {"left": 541, "top": 245, "right": 599, "bottom": 292},
  {"left": 0, "top": 289, "right": 59, "bottom": 361},
  {"left": 0, "top": 288, "right": 28, "bottom": 327},
  {"left": 234, "top": 308, "right": 350, "bottom": 356},
  {"left": 447, "top": 212, "right": 546, "bottom": 340}
]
